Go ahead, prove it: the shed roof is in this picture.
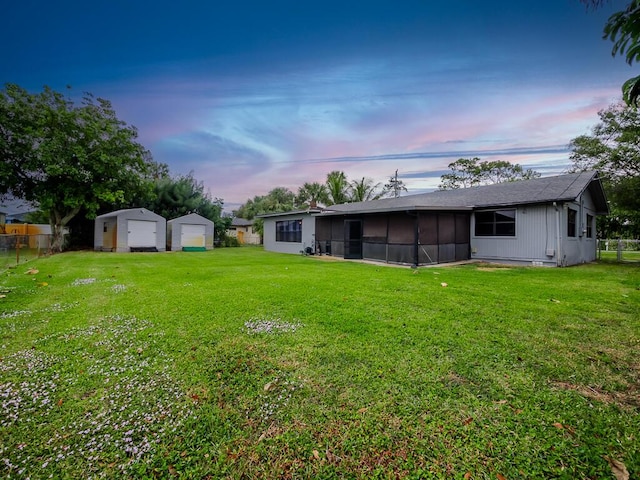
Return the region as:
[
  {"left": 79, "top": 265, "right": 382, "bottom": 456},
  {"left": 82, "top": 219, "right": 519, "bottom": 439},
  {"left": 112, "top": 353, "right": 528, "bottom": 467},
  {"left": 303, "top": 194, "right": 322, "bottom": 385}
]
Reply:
[
  {"left": 167, "top": 213, "right": 214, "bottom": 225},
  {"left": 320, "top": 171, "right": 608, "bottom": 216},
  {"left": 257, "top": 208, "right": 323, "bottom": 219},
  {"left": 95, "top": 207, "right": 163, "bottom": 220}
]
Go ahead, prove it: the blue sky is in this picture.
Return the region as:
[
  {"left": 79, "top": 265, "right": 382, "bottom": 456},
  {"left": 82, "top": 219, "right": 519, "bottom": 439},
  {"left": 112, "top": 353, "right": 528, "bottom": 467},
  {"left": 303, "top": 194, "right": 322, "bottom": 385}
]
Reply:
[{"left": 1, "top": 1, "right": 634, "bottom": 211}]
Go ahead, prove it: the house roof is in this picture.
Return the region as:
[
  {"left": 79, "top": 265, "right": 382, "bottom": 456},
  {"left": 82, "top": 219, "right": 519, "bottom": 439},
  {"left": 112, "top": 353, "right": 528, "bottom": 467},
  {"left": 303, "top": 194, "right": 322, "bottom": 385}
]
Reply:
[
  {"left": 0, "top": 197, "right": 38, "bottom": 219},
  {"left": 320, "top": 171, "right": 609, "bottom": 216},
  {"left": 257, "top": 208, "right": 323, "bottom": 219},
  {"left": 230, "top": 217, "right": 254, "bottom": 227}
]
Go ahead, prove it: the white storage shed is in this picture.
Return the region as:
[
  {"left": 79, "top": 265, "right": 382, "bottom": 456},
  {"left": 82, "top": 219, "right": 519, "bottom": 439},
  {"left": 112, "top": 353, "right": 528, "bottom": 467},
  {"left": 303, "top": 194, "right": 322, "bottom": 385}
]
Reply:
[
  {"left": 167, "top": 213, "right": 214, "bottom": 251},
  {"left": 94, "top": 208, "right": 167, "bottom": 252}
]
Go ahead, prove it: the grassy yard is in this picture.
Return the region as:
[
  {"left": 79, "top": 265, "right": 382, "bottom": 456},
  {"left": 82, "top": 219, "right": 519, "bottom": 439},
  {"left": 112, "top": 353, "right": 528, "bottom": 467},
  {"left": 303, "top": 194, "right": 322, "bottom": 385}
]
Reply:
[{"left": 1, "top": 248, "right": 638, "bottom": 479}]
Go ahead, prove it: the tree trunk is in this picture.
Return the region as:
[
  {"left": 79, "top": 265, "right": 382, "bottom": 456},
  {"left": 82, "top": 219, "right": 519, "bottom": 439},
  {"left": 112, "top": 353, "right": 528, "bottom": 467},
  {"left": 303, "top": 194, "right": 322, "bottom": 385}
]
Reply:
[{"left": 49, "top": 207, "right": 81, "bottom": 253}]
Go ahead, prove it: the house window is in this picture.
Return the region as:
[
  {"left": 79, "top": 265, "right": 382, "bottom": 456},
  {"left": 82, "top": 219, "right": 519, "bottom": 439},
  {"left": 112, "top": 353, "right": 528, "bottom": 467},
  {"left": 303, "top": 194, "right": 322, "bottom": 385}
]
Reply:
[
  {"left": 586, "top": 214, "right": 593, "bottom": 238},
  {"left": 567, "top": 208, "right": 577, "bottom": 237},
  {"left": 276, "top": 219, "right": 302, "bottom": 242},
  {"left": 474, "top": 209, "right": 516, "bottom": 236}
]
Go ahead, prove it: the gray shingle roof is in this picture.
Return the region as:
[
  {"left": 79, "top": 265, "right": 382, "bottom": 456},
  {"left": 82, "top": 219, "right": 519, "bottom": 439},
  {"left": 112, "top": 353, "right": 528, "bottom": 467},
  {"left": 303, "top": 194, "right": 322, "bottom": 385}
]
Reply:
[
  {"left": 231, "top": 217, "right": 253, "bottom": 227},
  {"left": 321, "top": 171, "right": 608, "bottom": 216}
]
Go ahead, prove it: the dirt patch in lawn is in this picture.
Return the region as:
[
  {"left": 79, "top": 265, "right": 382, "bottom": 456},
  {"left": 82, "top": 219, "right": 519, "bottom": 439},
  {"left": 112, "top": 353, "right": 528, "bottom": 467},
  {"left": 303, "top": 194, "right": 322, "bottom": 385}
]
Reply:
[{"left": 552, "top": 381, "right": 640, "bottom": 410}]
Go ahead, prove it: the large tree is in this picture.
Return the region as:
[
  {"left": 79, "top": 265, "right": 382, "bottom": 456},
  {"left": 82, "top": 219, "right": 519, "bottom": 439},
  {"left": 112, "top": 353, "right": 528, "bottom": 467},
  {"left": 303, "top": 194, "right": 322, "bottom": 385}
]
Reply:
[
  {"left": 569, "top": 101, "right": 640, "bottom": 237},
  {"left": 584, "top": 0, "right": 640, "bottom": 105},
  {"left": 0, "top": 84, "right": 153, "bottom": 251},
  {"left": 438, "top": 158, "right": 540, "bottom": 190},
  {"left": 233, "top": 187, "right": 296, "bottom": 236},
  {"left": 143, "top": 172, "right": 228, "bottom": 241}
]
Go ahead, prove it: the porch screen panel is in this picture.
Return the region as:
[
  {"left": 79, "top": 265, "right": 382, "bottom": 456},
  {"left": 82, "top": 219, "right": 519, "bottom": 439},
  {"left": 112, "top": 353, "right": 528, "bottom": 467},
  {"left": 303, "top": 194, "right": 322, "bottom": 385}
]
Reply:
[
  {"left": 363, "top": 243, "right": 386, "bottom": 261},
  {"left": 439, "top": 244, "right": 456, "bottom": 263},
  {"left": 455, "top": 213, "right": 470, "bottom": 243},
  {"left": 315, "top": 217, "right": 332, "bottom": 243},
  {"left": 363, "top": 215, "right": 388, "bottom": 243},
  {"left": 418, "top": 213, "right": 438, "bottom": 245},
  {"left": 330, "top": 217, "right": 344, "bottom": 240},
  {"left": 330, "top": 217, "right": 344, "bottom": 256},
  {"left": 418, "top": 244, "right": 438, "bottom": 264},
  {"left": 388, "top": 244, "right": 414, "bottom": 264},
  {"left": 388, "top": 213, "right": 414, "bottom": 244},
  {"left": 438, "top": 214, "right": 455, "bottom": 244}
]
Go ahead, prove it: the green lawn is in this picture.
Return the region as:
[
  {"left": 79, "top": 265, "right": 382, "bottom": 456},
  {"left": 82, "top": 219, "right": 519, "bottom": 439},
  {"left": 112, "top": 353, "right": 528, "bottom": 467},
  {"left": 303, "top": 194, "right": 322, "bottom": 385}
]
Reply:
[{"left": 1, "top": 248, "right": 639, "bottom": 479}]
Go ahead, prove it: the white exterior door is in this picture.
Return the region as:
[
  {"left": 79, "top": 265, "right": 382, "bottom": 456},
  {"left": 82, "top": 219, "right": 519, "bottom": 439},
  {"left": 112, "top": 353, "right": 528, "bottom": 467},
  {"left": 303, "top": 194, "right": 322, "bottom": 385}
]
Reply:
[
  {"left": 181, "top": 224, "right": 205, "bottom": 247},
  {"left": 127, "top": 220, "right": 157, "bottom": 247}
]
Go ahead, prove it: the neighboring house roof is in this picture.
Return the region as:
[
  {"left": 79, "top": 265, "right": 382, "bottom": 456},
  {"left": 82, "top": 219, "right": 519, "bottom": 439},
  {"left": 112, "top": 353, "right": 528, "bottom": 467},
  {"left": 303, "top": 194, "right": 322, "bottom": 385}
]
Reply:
[
  {"left": 257, "top": 209, "right": 323, "bottom": 219},
  {"left": 230, "top": 217, "right": 254, "bottom": 227},
  {"left": 0, "top": 197, "right": 39, "bottom": 221},
  {"left": 321, "top": 171, "right": 608, "bottom": 216}
]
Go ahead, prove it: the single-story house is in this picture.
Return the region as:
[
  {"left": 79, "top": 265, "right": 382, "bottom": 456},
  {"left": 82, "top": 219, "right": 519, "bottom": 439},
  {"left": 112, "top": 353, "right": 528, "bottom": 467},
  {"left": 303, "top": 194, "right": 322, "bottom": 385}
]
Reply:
[
  {"left": 94, "top": 208, "right": 166, "bottom": 252},
  {"left": 262, "top": 172, "right": 609, "bottom": 267},
  {"left": 167, "top": 213, "right": 214, "bottom": 251},
  {"left": 259, "top": 209, "right": 323, "bottom": 255},
  {"left": 227, "top": 217, "right": 262, "bottom": 245}
]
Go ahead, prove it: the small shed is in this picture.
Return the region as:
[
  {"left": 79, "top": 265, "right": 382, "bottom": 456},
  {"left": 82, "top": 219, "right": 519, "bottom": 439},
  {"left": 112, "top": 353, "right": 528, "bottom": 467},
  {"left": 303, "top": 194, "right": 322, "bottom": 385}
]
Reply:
[
  {"left": 94, "top": 208, "right": 166, "bottom": 252},
  {"left": 167, "top": 213, "right": 214, "bottom": 251}
]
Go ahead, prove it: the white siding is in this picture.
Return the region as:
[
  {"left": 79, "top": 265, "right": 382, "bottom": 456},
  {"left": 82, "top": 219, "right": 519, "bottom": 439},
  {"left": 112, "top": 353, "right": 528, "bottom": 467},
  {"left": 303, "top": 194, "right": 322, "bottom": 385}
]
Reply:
[
  {"left": 263, "top": 213, "right": 316, "bottom": 255},
  {"left": 471, "top": 190, "right": 599, "bottom": 266},
  {"left": 471, "top": 205, "right": 558, "bottom": 266}
]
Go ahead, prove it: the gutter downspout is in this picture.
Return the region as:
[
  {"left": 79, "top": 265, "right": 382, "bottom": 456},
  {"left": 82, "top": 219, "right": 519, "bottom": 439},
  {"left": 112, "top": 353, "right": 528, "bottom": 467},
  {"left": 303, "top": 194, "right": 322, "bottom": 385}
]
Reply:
[{"left": 553, "top": 202, "right": 562, "bottom": 267}]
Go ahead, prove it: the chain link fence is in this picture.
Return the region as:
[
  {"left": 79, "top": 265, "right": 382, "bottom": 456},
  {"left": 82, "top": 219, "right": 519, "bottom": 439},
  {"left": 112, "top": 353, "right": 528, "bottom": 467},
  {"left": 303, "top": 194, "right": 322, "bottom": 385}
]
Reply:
[
  {"left": 598, "top": 239, "right": 640, "bottom": 263},
  {"left": 0, "top": 234, "right": 53, "bottom": 269}
]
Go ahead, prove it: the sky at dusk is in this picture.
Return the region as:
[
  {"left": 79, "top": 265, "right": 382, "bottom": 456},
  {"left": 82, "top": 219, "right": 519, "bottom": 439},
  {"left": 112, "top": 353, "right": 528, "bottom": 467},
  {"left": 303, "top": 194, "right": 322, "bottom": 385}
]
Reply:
[{"left": 1, "top": 1, "right": 635, "bottom": 211}]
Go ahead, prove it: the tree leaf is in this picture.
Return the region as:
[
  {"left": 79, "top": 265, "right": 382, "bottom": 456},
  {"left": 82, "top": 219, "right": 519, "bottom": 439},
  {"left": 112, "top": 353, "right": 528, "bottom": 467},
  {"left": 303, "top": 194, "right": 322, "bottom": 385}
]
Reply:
[{"left": 605, "top": 456, "right": 629, "bottom": 480}]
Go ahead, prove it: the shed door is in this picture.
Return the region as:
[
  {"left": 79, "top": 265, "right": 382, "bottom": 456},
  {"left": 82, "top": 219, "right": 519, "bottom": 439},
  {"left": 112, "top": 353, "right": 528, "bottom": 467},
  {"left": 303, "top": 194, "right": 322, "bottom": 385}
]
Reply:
[
  {"left": 181, "top": 224, "right": 206, "bottom": 247},
  {"left": 127, "top": 220, "right": 157, "bottom": 247}
]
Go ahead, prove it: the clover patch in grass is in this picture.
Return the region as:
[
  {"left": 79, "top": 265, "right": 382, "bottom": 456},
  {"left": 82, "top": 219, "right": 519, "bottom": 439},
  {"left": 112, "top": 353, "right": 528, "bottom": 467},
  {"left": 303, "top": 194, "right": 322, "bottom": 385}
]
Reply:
[
  {"left": 70, "top": 277, "right": 97, "bottom": 286},
  {"left": 0, "top": 314, "right": 196, "bottom": 478},
  {"left": 243, "top": 317, "right": 303, "bottom": 335}
]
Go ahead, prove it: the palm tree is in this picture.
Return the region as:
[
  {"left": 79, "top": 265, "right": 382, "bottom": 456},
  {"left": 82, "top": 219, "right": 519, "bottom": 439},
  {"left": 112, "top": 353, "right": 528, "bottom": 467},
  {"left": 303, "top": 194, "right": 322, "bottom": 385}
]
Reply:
[
  {"left": 325, "top": 171, "right": 350, "bottom": 205},
  {"left": 296, "top": 182, "right": 329, "bottom": 208},
  {"left": 349, "top": 177, "right": 382, "bottom": 202}
]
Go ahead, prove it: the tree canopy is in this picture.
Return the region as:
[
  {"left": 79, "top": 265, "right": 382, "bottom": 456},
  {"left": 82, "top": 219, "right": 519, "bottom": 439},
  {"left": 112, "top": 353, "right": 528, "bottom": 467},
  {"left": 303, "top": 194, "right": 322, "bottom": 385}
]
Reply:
[
  {"left": 142, "top": 172, "right": 228, "bottom": 241},
  {"left": 584, "top": 0, "right": 640, "bottom": 105},
  {"left": 296, "top": 182, "right": 329, "bottom": 208},
  {"left": 349, "top": 177, "right": 382, "bottom": 202},
  {"left": 569, "top": 101, "right": 640, "bottom": 237},
  {"left": 382, "top": 170, "right": 408, "bottom": 198},
  {"left": 0, "top": 84, "right": 154, "bottom": 251},
  {"left": 438, "top": 158, "right": 540, "bottom": 190}
]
